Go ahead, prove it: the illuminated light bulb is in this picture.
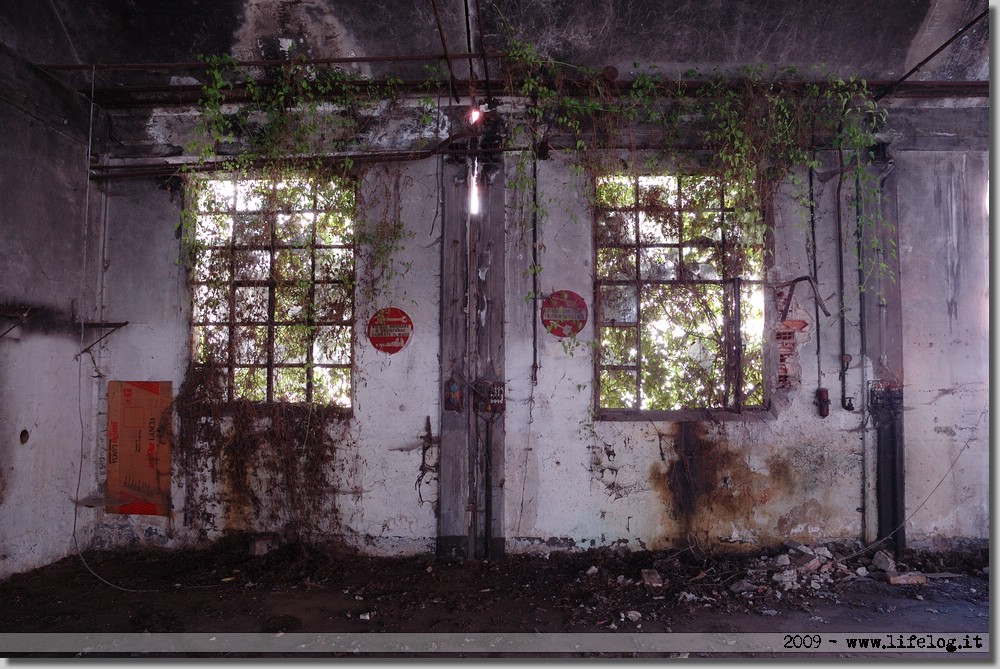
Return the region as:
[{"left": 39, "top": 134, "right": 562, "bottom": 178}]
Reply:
[
  {"left": 469, "top": 181, "right": 480, "bottom": 216},
  {"left": 469, "top": 108, "right": 481, "bottom": 124}
]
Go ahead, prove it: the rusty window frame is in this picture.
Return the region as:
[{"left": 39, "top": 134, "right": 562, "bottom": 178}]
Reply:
[
  {"left": 593, "top": 172, "right": 768, "bottom": 420},
  {"left": 188, "top": 173, "right": 355, "bottom": 408}
]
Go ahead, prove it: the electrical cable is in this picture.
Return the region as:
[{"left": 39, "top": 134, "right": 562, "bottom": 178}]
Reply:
[
  {"left": 874, "top": 7, "right": 988, "bottom": 102},
  {"left": 837, "top": 402, "right": 989, "bottom": 564},
  {"left": 69, "top": 68, "right": 227, "bottom": 593},
  {"left": 71, "top": 67, "right": 156, "bottom": 593}
]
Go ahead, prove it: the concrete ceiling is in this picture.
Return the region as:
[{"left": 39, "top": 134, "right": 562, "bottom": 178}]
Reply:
[{"left": 0, "top": 0, "right": 990, "bottom": 89}]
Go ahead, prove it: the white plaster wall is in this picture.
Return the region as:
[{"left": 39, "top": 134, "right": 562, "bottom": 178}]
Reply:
[
  {"left": 84, "top": 162, "right": 444, "bottom": 553},
  {"left": 86, "top": 180, "right": 194, "bottom": 549},
  {"left": 503, "top": 153, "right": 871, "bottom": 553},
  {"left": 896, "top": 150, "right": 990, "bottom": 544},
  {"left": 0, "top": 97, "right": 105, "bottom": 579},
  {"left": 0, "top": 335, "right": 100, "bottom": 575},
  {"left": 338, "top": 161, "right": 442, "bottom": 554}
]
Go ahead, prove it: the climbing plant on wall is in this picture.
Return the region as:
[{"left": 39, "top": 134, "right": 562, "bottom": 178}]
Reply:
[
  {"left": 497, "top": 40, "right": 888, "bottom": 412},
  {"left": 175, "top": 40, "right": 891, "bottom": 526},
  {"left": 175, "top": 53, "right": 419, "bottom": 542}
]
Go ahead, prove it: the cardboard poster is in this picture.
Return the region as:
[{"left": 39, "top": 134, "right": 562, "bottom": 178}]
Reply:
[{"left": 106, "top": 381, "right": 172, "bottom": 516}]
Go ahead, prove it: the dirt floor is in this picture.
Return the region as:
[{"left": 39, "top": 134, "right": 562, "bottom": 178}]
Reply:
[{"left": 0, "top": 536, "right": 989, "bottom": 659}]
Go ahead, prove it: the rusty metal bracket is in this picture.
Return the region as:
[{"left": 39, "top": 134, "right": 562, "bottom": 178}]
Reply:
[
  {"left": 74, "top": 321, "right": 129, "bottom": 359},
  {"left": 0, "top": 307, "right": 34, "bottom": 340}
]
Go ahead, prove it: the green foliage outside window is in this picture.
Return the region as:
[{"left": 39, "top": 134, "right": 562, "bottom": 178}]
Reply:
[
  {"left": 188, "top": 172, "right": 356, "bottom": 406},
  {"left": 595, "top": 174, "right": 765, "bottom": 413}
]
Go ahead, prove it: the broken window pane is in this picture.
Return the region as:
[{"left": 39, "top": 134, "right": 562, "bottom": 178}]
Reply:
[
  {"left": 599, "top": 368, "right": 637, "bottom": 409},
  {"left": 193, "top": 284, "right": 230, "bottom": 323},
  {"left": 234, "top": 367, "right": 267, "bottom": 402},
  {"left": 313, "top": 326, "right": 351, "bottom": 365},
  {"left": 597, "top": 247, "right": 635, "bottom": 280}
]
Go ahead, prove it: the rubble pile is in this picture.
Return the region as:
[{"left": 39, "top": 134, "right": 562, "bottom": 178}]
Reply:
[{"left": 570, "top": 538, "right": 984, "bottom": 625}]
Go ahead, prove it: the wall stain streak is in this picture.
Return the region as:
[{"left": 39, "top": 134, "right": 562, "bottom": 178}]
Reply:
[{"left": 651, "top": 423, "right": 805, "bottom": 549}]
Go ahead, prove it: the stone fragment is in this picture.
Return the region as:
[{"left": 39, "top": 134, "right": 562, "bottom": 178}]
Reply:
[
  {"left": 772, "top": 569, "right": 799, "bottom": 590},
  {"left": 775, "top": 554, "right": 791, "bottom": 567},
  {"left": 784, "top": 540, "right": 814, "bottom": 555},
  {"left": 814, "top": 546, "right": 834, "bottom": 559},
  {"left": 625, "top": 610, "right": 642, "bottom": 622},
  {"left": 855, "top": 566, "right": 869, "bottom": 577},
  {"left": 586, "top": 566, "right": 599, "bottom": 576},
  {"left": 729, "top": 579, "right": 754, "bottom": 594},
  {"left": 872, "top": 550, "right": 896, "bottom": 572},
  {"left": 641, "top": 569, "right": 663, "bottom": 587},
  {"left": 888, "top": 571, "right": 928, "bottom": 585}
]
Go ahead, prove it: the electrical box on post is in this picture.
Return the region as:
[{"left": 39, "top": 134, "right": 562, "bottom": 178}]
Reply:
[
  {"left": 444, "top": 376, "right": 462, "bottom": 412},
  {"left": 473, "top": 380, "right": 505, "bottom": 415}
]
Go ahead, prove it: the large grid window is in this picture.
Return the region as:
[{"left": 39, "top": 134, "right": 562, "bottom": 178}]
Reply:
[
  {"left": 189, "top": 174, "right": 355, "bottom": 406},
  {"left": 595, "top": 174, "right": 766, "bottom": 415}
]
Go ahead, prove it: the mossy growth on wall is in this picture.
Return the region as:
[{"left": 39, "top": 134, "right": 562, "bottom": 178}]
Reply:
[{"left": 175, "top": 43, "right": 892, "bottom": 534}]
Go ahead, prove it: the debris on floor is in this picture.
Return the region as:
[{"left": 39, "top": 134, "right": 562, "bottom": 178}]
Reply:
[{"left": 0, "top": 533, "right": 987, "bottom": 639}]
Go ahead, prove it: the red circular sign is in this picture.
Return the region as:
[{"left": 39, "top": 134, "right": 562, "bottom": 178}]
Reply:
[
  {"left": 540, "top": 290, "right": 588, "bottom": 338},
  {"left": 367, "top": 307, "right": 414, "bottom": 354}
]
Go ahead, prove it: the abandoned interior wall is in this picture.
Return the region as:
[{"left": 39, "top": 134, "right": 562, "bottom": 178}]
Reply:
[
  {"left": 502, "top": 151, "right": 869, "bottom": 553},
  {"left": 894, "top": 144, "right": 989, "bottom": 546},
  {"left": 0, "top": 47, "right": 106, "bottom": 578},
  {"left": 83, "top": 161, "right": 443, "bottom": 553},
  {"left": 0, "top": 0, "right": 989, "bottom": 578},
  {"left": 1, "top": 100, "right": 991, "bottom": 577}
]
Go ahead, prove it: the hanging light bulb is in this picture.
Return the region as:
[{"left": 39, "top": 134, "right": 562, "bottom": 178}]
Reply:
[{"left": 469, "top": 158, "right": 480, "bottom": 216}]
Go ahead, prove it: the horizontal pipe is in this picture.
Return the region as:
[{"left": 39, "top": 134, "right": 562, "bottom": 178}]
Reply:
[{"left": 40, "top": 51, "right": 491, "bottom": 71}]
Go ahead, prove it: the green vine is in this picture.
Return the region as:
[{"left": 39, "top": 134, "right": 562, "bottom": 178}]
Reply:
[{"left": 174, "top": 39, "right": 894, "bottom": 531}]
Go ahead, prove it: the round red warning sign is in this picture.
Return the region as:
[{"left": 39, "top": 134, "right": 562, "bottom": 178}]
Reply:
[
  {"left": 540, "top": 290, "right": 588, "bottom": 338},
  {"left": 367, "top": 307, "right": 414, "bottom": 354}
]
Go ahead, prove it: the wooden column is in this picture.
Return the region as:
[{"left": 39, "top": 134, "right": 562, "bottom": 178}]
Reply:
[
  {"left": 437, "top": 157, "right": 506, "bottom": 560},
  {"left": 437, "top": 159, "right": 471, "bottom": 559}
]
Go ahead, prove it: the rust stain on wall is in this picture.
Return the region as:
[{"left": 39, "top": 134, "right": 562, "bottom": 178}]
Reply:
[
  {"left": 650, "top": 423, "right": 807, "bottom": 548},
  {"left": 651, "top": 423, "right": 755, "bottom": 544},
  {"left": 776, "top": 499, "right": 825, "bottom": 539}
]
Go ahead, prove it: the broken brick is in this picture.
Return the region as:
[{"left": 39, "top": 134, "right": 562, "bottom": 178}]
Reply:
[{"left": 792, "top": 554, "right": 822, "bottom": 574}]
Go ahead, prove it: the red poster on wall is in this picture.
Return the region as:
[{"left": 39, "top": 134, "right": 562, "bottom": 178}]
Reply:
[
  {"left": 367, "top": 307, "right": 414, "bottom": 354},
  {"left": 106, "top": 381, "right": 172, "bottom": 516},
  {"left": 541, "top": 290, "right": 588, "bottom": 338}
]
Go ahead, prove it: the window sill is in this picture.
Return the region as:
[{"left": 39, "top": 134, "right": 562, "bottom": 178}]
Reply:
[
  {"left": 595, "top": 405, "right": 775, "bottom": 423},
  {"left": 182, "top": 401, "right": 353, "bottom": 422}
]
